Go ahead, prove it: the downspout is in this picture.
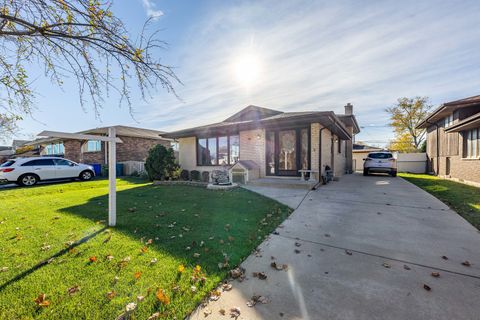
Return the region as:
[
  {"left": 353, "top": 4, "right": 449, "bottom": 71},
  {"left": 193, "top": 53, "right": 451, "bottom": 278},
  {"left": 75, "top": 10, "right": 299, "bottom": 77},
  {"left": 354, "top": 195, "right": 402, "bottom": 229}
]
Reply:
[{"left": 426, "top": 120, "right": 439, "bottom": 175}]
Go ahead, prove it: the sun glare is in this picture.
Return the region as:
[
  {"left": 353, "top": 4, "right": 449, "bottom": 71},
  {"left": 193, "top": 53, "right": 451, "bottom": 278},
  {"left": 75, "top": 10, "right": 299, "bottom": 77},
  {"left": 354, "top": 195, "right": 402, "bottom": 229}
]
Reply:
[{"left": 233, "top": 53, "right": 262, "bottom": 87}]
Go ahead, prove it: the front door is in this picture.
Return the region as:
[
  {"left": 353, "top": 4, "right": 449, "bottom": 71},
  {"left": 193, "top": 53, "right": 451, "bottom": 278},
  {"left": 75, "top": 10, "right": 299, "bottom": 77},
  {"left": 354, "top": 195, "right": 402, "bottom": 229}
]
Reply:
[{"left": 266, "top": 128, "right": 310, "bottom": 176}]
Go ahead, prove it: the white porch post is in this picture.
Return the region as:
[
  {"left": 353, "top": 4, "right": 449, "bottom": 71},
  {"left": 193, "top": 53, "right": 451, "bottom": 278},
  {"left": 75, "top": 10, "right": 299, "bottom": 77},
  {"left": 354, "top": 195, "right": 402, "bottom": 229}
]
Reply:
[{"left": 108, "top": 127, "right": 117, "bottom": 227}]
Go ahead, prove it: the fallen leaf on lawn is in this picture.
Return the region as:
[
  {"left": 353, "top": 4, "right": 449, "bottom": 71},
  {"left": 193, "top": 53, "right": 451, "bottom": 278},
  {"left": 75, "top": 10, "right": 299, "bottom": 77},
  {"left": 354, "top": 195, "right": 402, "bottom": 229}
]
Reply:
[
  {"left": 224, "top": 224, "right": 231, "bottom": 231},
  {"left": 141, "top": 246, "right": 148, "bottom": 254},
  {"left": 185, "top": 246, "right": 191, "bottom": 251},
  {"left": 148, "top": 312, "right": 160, "bottom": 320},
  {"left": 190, "top": 285, "right": 197, "bottom": 293},
  {"left": 103, "top": 234, "right": 112, "bottom": 244},
  {"left": 228, "top": 236, "right": 235, "bottom": 242},
  {"left": 125, "top": 302, "right": 136, "bottom": 312},
  {"left": 382, "top": 262, "right": 391, "bottom": 268},
  {"left": 134, "top": 271, "right": 142, "bottom": 280},
  {"left": 462, "top": 260, "right": 471, "bottom": 267},
  {"left": 89, "top": 256, "right": 97, "bottom": 263},
  {"left": 423, "top": 284, "right": 431, "bottom": 291},
  {"left": 230, "top": 307, "right": 241, "bottom": 318},
  {"left": 137, "top": 295, "right": 145, "bottom": 302},
  {"left": 403, "top": 265, "right": 411, "bottom": 270},
  {"left": 106, "top": 291, "right": 116, "bottom": 299},
  {"left": 252, "top": 272, "right": 267, "bottom": 280},
  {"left": 150, "top": 258, "right": 158, "bottom": 264},
  {"left": 222, "top": 283, "right": 233, "bottom": 291},
  {"left": 1, "top": 267, "right": 8, "bottom": 272},
  {"left": 156, "top": 289, "right": 170, "bottom": 305},
  {"left": 431, "top": 272, "right": 440, "bottom": 277},
  {"left": 34, "top": 293, "right": 50, "bottom": 307},
  {"left": 128, "top": 207, "right": 136, "bottom": 213},
  {"left": 106, "top": 255, "right": 114, "bottom": 261},
  {"left": 193, "top": 253, "right": 200, "bottom": 258},
  {"left": 41, "top": 245, "right": 51, "bottom": 251},
  {"left": 67, "top": 285, "right": 80, "bottom": 295},
  {"left": 113, "top": 276, "right": 120, "bottom": 284},
  {"left": 146, "top": 239, "right": 153, "bottom": 245}
]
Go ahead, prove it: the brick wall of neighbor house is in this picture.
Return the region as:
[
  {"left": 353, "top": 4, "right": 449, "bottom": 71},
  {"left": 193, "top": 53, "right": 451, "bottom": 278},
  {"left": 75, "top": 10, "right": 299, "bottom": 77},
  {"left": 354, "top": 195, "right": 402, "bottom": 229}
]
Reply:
[
  {"left": 63, "top": 136, "right": 167, "bottom": 165},
  {"left": 116, "top": 136, "right": 168, "bottom": 162},
  {"left": 240, "top": 129, "right": 266, "bottom": 177},
  {"left": 426, "top": 121, "right": 480, "bottom": 185}
]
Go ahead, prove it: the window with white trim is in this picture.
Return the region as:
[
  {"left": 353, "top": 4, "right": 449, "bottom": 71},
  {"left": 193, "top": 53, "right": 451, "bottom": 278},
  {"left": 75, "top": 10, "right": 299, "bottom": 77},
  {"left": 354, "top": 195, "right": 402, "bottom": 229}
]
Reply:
[
  {"left": 465, "top": 128, "right": 479, "bottom": 159},
  {"left": 444, "top": 114, "right": 454, "bottom": 128},
  {"left": 83, "top": 140, "right": 102, "bottom": 152}
]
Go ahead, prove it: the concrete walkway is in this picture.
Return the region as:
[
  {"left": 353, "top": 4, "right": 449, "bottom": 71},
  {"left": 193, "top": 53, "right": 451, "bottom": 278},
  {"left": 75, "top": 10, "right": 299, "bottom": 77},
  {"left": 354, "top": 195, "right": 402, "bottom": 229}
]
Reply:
[{"left": 190, "top": 174, "right": 480, "bottom": 320}]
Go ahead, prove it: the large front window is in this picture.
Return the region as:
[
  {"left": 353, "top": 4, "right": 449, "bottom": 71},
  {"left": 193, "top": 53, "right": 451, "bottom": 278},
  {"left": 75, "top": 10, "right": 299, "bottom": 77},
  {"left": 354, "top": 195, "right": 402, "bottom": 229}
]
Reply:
[
  {"left": 197, "top": 135, "right": 239, "bottom": 166},
  {"left": 465, "top": 128, "right": 479, "bottom": 159},
  {"left": 83, "top": 140, "right": 102, "bottom": 152},
  {"left": 44, "top": 142, "right": 64, "bottom": 155}
]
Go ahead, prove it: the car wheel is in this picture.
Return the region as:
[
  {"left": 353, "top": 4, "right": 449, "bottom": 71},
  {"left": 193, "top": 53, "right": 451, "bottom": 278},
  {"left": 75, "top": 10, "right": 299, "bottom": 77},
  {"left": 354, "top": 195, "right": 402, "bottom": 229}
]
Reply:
[
  {"left": 79, "top": 170, "right": 94, "bottom": 181},
  {"left": 18, "top": 174, "right": 39, "bottom": 187},
  {"left": 390, "top": 170, "right": 397, "bottom": 177},
  {"left": 363, "top": 168, "right": 368, "bottom": 176}
]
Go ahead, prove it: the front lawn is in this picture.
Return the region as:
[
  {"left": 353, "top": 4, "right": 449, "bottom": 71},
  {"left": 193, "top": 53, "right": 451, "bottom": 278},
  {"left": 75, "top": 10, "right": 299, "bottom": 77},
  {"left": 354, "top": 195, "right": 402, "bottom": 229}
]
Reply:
[
  {"left": 0, "top": 178, "right": 290, "bottom": 319},
  {"left": 400, "top": 173, "right": 480, "bottom": 229}
]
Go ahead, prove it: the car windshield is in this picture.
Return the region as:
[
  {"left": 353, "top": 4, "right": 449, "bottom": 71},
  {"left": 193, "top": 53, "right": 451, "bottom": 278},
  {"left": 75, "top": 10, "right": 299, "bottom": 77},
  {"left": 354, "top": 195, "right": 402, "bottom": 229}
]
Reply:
[
  {"left": 368, "top": 153, "right": 393, "bottom": 159},
  {"left": 0, "top": 160, "right": 15, "bottom": 167}
]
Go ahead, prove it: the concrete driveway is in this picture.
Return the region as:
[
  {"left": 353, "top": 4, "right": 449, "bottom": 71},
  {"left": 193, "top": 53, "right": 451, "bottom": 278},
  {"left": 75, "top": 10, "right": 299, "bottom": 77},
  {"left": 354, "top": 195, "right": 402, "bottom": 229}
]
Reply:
[{"left": 190, "top": 173, "right": 480, "bottom": 320}]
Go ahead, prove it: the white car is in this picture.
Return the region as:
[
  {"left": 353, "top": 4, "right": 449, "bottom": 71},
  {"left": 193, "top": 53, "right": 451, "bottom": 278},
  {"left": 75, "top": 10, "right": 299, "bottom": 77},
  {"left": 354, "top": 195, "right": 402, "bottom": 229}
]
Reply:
[
  {"left": 363, "top": 152, "right": 397, "bottom": 177},
  {"left": 0, "top": 157, "right": 95, "bottom": 186}
]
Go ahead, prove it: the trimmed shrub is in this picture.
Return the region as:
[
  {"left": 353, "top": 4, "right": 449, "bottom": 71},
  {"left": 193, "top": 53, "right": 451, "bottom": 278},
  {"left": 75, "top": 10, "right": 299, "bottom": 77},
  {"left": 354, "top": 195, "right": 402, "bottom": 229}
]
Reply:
[
  {"left": 180, "top": 169, "right": 190, "bottom": 181},
  {"left": 201, "top": 171, "right": 210, "bottom": 182},
  {"left": 145, "top": 145, "right": 178, "bottom": 181},
  {"left": 190, "top": 170, "right": 201, "bottom": 181}
]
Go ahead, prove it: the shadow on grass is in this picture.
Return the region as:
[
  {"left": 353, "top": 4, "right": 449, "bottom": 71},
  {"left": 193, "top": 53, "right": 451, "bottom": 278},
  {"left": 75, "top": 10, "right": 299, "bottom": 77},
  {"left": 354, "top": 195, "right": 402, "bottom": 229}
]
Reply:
[
  {"left": 0, "top": 227, "right": 107, "bottom": 291},
  {"left": 401, "top": 174, "right": 480, "bottom": 230},
  {"left": 57, "top": 183, "right": 289, "bottom": 277}
]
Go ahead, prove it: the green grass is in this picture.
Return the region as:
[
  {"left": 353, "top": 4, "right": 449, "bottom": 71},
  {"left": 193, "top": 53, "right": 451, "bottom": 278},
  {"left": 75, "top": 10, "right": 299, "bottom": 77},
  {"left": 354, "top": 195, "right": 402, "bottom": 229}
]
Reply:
[
  {"left": 400, "top": 173, "right": 480, "bottom": 229},
  {"left": 0, "top": 178, "right": 290, "bottom": 319}
]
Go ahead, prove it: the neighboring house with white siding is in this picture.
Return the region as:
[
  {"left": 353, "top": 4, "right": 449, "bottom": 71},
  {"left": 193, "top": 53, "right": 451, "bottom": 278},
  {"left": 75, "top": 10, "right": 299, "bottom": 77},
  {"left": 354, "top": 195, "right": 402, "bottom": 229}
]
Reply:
[{"left": 164, "top": 104, "right": 360, "bottom": 182}]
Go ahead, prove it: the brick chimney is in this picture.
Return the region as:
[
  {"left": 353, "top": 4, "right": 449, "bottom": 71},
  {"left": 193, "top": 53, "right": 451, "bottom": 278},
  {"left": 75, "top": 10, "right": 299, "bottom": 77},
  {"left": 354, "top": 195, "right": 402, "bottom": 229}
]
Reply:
[{"left": 344, "top": 103, "right": 353, "bottom": 115}]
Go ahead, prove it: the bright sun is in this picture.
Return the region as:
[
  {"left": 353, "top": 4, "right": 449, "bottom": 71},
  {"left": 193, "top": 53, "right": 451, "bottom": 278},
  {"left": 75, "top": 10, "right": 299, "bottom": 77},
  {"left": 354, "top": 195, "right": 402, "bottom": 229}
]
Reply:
[{"left": 233, "top": 53, "right": 262, "bottom": 87}]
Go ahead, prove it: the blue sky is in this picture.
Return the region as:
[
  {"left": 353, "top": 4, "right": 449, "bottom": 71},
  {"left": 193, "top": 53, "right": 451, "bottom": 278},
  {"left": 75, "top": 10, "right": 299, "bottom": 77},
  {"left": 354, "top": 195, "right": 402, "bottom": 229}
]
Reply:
[{"left": 10, "top": 0, "right": 480, "bottom": 146}]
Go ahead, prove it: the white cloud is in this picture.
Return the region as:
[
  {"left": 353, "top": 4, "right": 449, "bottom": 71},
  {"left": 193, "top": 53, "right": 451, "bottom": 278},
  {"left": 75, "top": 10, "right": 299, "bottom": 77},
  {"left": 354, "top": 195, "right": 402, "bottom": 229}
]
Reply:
[
  {"left": 139, "top": 0, "right": 480, "bottom": 145},
  {"left": 140, "top": 0, "right": 163, "bottom": 20}
]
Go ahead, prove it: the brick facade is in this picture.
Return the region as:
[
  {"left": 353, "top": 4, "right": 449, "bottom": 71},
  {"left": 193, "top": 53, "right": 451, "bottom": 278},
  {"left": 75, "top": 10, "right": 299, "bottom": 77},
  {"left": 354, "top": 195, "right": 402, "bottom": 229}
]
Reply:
[{"left": 61, "top": 136, "right": 169, "bottom": 164}]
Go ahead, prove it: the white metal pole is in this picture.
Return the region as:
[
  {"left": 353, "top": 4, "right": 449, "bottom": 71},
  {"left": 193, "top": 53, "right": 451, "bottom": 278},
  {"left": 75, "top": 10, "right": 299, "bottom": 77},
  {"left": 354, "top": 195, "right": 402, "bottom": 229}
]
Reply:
[{"left": 108, "top": 127, "right": 117, "bottom": 227}]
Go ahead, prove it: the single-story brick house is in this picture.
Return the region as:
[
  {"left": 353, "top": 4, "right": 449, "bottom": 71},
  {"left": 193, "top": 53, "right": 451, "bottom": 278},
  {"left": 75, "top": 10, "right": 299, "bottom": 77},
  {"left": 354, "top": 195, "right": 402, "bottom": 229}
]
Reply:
[
  {"left": 417, "top": 95, "right": 480, "bottom": 186},
  {"left": 26, "top": 125, "right": 171, "bottom": 165},
  {"left": 164, "top": 104, "right": 360, "bottom": 182}
]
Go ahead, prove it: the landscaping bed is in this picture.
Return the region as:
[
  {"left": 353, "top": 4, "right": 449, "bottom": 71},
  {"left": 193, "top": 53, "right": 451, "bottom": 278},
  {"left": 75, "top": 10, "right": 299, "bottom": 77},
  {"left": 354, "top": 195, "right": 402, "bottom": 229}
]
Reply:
[
  {"left": 400, "top": 173, "right": 480, "bottom": 229},
  {"left": 0, "top": 178, "right": 290, "bottom": 319}
]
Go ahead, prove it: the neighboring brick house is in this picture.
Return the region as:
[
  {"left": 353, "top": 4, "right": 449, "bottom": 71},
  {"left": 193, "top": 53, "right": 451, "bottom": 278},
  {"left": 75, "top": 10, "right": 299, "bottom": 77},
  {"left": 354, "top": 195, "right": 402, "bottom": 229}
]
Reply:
[
  {"left": 417, "top": 95, "right": 480, "bottom": 186},
  {"left": 164, "top": 104, "right": 359, "bottom": 182},
  {"left": 27, "top": 125, "right": 171, "bottom": 165}
]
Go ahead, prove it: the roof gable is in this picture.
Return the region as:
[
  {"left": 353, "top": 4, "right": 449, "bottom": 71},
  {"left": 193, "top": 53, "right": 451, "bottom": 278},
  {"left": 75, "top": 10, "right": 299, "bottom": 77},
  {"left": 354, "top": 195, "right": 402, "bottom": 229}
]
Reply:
[{"left": 223, "top": 105, "right": 283, "bottom": 122}]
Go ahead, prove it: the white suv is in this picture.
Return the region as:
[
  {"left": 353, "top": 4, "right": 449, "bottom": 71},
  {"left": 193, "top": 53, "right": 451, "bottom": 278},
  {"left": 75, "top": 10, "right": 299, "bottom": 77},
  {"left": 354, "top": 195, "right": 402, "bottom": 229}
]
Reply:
[
  {"left": 363, "top": 152, "right": 397, "bottom": 177},
  {"left": 0, "top": 157, "right": 95, "bottom": 186}
]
